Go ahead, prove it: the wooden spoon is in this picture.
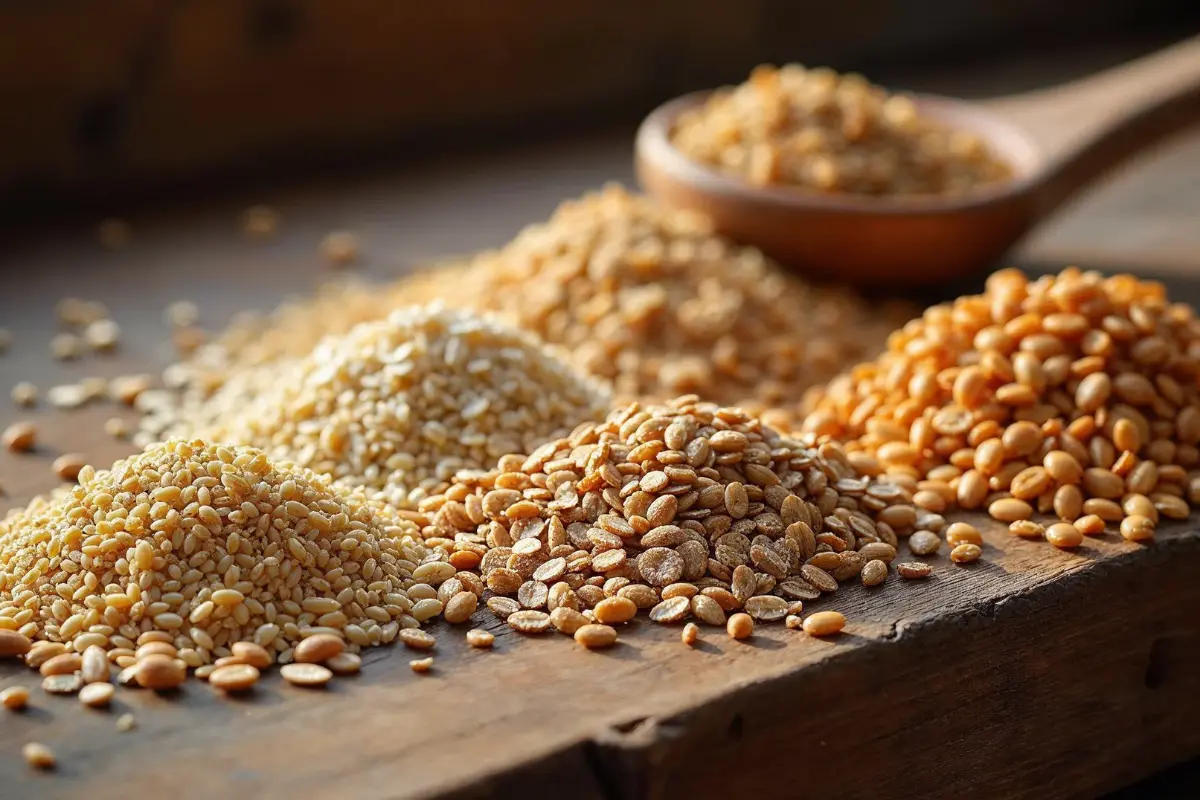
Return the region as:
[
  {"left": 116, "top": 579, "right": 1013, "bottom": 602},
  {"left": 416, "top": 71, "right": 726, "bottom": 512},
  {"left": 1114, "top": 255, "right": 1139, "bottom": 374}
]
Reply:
[{"left": 635, "top": 35, "right": 1200, "bottom": 286}]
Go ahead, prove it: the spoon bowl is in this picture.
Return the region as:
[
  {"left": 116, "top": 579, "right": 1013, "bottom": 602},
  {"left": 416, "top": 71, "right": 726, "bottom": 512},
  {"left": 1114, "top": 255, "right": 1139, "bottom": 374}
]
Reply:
[{"left": 636, "top": 35, "right": 1200, "bottom": 286}]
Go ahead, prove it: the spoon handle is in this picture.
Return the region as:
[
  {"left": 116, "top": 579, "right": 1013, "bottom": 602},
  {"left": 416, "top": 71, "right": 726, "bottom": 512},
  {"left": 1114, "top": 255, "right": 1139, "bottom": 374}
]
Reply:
[{"left": 984, "top": 34, "right": 1200, "bottom": 216}]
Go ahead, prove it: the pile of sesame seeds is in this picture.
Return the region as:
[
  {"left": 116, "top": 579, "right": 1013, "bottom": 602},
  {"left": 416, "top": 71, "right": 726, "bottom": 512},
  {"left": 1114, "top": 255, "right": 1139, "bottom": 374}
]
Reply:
[
  {"left": 147, "top": 305, "right": 610, "bottom": 509},
  {"left": 411, "top": 395, "right": 931, "bottom": 647},
  {"left": 802, "top": 267, "right": 1200, "bottom": 545},
  {"left": 0, "top": 438, "right": 442, "bottom": 676}
]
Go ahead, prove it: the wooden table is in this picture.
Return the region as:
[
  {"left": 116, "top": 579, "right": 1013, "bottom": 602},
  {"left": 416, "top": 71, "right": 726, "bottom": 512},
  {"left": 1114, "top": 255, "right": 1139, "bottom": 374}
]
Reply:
[{"left": 4, "top": 66, "right": 1200, "bottom": 798}]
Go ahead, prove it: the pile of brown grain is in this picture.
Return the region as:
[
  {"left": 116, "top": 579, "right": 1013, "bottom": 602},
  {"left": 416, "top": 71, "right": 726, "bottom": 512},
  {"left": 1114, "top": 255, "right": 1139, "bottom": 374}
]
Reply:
[
  {"left": 0, "top": 438, "right": 449, "bottom": 675},
  {"left": 803, "top": 267, "right": 1200, "bottom": 544},
  {"left": 413, "top": 395, "right": 931, "bottom": 639},
  {"left": 671, "top": 64, "right": 1013, "bottom": 196}
]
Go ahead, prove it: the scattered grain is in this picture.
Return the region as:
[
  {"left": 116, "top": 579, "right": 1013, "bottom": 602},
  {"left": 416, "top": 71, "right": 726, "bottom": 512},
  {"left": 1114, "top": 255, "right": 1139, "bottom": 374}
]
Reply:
[
  {"left": 11, "top": 382, "right": 37, "bottom": 407},
  {"left": 51, "top": 453, "right": 88, "bottom": 481},
  {"left": 2, "top": 421, "right": 35, "bottom": 452},
  {"left": 950, "top": 543, "right": 982, "bottom": 564},
  {"left": 209, "top": 664, "right": 261, "bottom": 692},
  {"left": 802, "top": 610, "right": 846, "bottom": 637},
  {"left": 896, "top": 562, "right": 933, "bottom": 579},
  {"left": 22, "top": 742, "right": 56, "bottom": 770},
  {"left": 281, "top": 662, "right": 332, "bottom": 687},
  {"left": 466, "top": 629, "right": 495, "bottom": 649},
  {"left": 1045, "top": 522, "right": 1083, "bottom": 549},
  {"left": 727, "top": 613, "right": 754, "bottom": 640},
  {"left": 42, "top": 674, "right": 84, "bottom": 694},
  {"left": 574, "top": 624, "right": 618, "bottom": 649},
  {"left": 79, "top": 682, "right": 115, "bottom": 708},
  {"left": 1, "top": 686, "right": 30, "bottom": 710},
  {"left": 116, "top": 713, "right": 136, "bottom": 732},
  {"left": 320, "top": 231, "right": 360, "bottom": 267}
]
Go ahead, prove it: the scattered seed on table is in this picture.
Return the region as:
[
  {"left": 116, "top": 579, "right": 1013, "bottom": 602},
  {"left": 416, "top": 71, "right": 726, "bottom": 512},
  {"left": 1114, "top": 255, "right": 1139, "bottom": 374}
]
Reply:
[
  {"left": 209, "top": 664, "right": 261, "bottom": 692},
  {"left": 896, "top": 562, "right": 933, "bottom": 579},
  {"left": 79, "top": 682, "right": 115, "bottom": 708},
  {"left": 320, "top": 231, "right": 360, "bottom": 267},
  {"left": 1008, "top": 520, "right": 1045, "bottom": 538},
  {"left": 399, "top": 629, "right": 436, "bottom": 650},
  {"left": 116, "top": 713, "right": 137, "bottom": 732},
  {"left": 681, "top": 622, "right": 700, "bottom": 646},
  {"left": 950, "top": 543, "right": 983, "bottom": 564},
  {"left": 508, "top": 610, "right": 551, "bottom": 634},
  {"left": 861, "top": 559, "right": 888, "bottom": 587},
  {"left": 2, "top": 421, "right": 35, "bottom": 452},
  {"left": 1, "top": 686, "right": 29, "bottom": 710},
  {"left": 1074, "top": 515, "right": 1106, "bottom": 536},
  {"left": 11, "top": 382, "right": 37, "bottom": 407},
  {"left": 231, "top": 642, "right": 273, "bottom": 669},
  {"left": 727, "top": 613, "right": 754, "bottom": 640},
  {"left": 326, "top": 653, "right": 363, "bottom": 675},
  {"left": 744, "top": 595, "right": 788, "bottom": 622},
  {"left": 690, "top": 594, "right": 726, "bottom": 626},
  {"left": 409, "top": 657, "right": 434, "bottom": 674},
  {"left": 1120, "top": 514, "right": 1156, "bottom": 543},
  {"left": 42, "top": 674, "right": 83, "bottom": 695},
  {"left": 908, "top": 530, "right": 941, "bottom": 556},
  {"left": 487, "top": 597, "right": 520, "bottom": 620},
  {"left": 466, "top": 629, "right": 495, "bottom": 649},
  {"left": 281, "top": 663, "right": 332, "bottom": 687},
  {"left": 988, "top": 498, "right": 1032, "bottom": 522},
  {"left": 593, "top": 597, "right": 637, "bottom": 625},
  {"left": 649, "top": 596, "right": 691, "bottom": 624},
  {"left": 23, "top": 742, "right": 55, "bottom": 770},
  {"left": 944, "top": 522, "right": 982, "bottom": 547},
  {"left": 803, "top": 611, "right": 846, "bottom": 637},
  {"left": 784, "top": 615, "right": 803, "bottom": 630},
  {"left": 574, "top": 624, "right": 618, "bottom": 649},
  {"left": 104, "top": 417, "right": 130, "bottom": 439},
  {"left": 550, "top": 607, "right": 588, "bottom": 635},
  {"left": 23, "top": 642, "right": 64, "bottom": 668},
  {"left": 800, "top": 564, "right": 838, "bottom": 593},
  {"left": 1045, "top": 522, "right": 1083, "bottom": 549},
  {"left": 52, "top": 452, "right": 85, "bottom": 480}
]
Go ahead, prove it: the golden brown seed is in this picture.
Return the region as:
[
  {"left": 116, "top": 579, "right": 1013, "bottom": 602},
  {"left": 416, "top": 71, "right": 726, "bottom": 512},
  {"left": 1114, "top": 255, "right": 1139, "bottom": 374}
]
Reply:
[
  {"left": 785, "top": 614, "right": 803, "bottom": 630},
  {"left": 52, "top": 453, "right": 88, "bottom": 481},
  {"left": 1, "top": 686, "right": 30, "bottom": 710},
  {"left": 908, "top": 530, "right": 941, "bottom": 556},
  {"left": 0, "top": 630, "right": 33, "bottom": 658},
  {"left": 1044, "top": 450, "right": 1084, "bottom": 484},
  {"left": 23, "top": 742, "right": 56, "bottom": 770},
  {"left": 681, "top": 622, "right": 700, "bottom": 646},
  {"left": 574, "top": 624, "right": 618, "bottom": 649},
  {"left": 2, "top": 421, "right": 36, "bottom": 452},
  {"left": 726, "top": 613, "right": 754, "bottom": 640},
  {"left": 896, "top": 561, "right": 933, "bottom": 579},
  {"left": 42, "top": 674, "right": 83, "bottom": 694},
  {"left": 944, "top": 522, "right": 983, "bottom": 546},
  {"left": 1045, "top": 522, "right": 1083, "bottom": 549},
  {"left": 1119, "top": 514, "right": 1156, "bottom": 543},
  {"left": 593, "top": 597, "right": 638, "bottom": 625},
  {"left": 23, "top": 641, "right": 66, "bottom": 668},
  {"left": 1054, "top": 484, "right": 1084, "bottom": 521},
  {"left": 136, "top": 654, "right": 186, "bottom": 689},
  {"left": 40, "top": 652, "right": 82, "bottom": 677},
  {"left": 294, "top": 633, "right": 345, "bottom": 664},
  {"left": 136, "top": 641, "right": 178, "bottom": 660},
  {"left": 508, "top": 610, "right": 552, "bottom": 634},
  {"left": 988, "top": 497, "right": 1032, "bottom": 522},
  {"left": 326, "top": 653, "right": 363, "bottom": 675},
  {"left": 409, "top": 657, "right": 434, "bottom": 674},
  {"left": 1008, "top": 520, "right": 1045, "bottom": 538},
  {"left": 861, "top": 559, "right": 888, "bottom": 587},
  {"left": 549, "top": 607, "right": 589, "bottom": 635},
  {"left": 209, "top": 664, "right": 261, "bottom": 692},
  {"left": 443, "top": 591, "right": 479, "bottom": 624},
  {"left": 399, "top": 629, "right": 436, "bottom": 650},
  {"left": 281, "top": 662, "right": 333, "bottom": 687},
  {"left": 803, "top": 611, "right": 846, "bottom": 637},
  {"left": 466, "top": 629, "right": 495, "bottom": 649},
  {"left": 950, "top": 543, "right": 983, "bottom": 564},
  {"left": 1075, "top": 514, "right": 1106, "bottom": 535},
  {"left": 79, "top": 682, "right": 116, "bottom": 708}
]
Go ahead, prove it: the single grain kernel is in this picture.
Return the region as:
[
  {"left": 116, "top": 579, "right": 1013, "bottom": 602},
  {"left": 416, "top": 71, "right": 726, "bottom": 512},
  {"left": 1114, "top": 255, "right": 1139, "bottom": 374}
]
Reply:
[
  {"left": 944, "top": 522, "right": 983, "bottom": 547},
  {"left": 1045, "top": 522, "right": 1083, "bottom": 549},
  {"left": 1, "top": 686, "right": 30, "bottom": 710},
  {"left": 209, "top": 664, "right": 261, "bottom": 692},
  {"left": 466, "top": 629, "right": 495, "bottom": 649},
  {"left": 861, "top": 559, "right": 888, "bottom": 587},
  {"left": 1119, "top": 514, "right": 1155, "bottom": 543},
  {"left": 950, "top": 543, "right": 982, "bottom": 564},
  {"left": 294, "top": 633, "right": 345, "bottom": 664},
  {"left": 409, "top": 657, "right": 434, "bottom": 674},
  {"left": 135, "top": 654, "right": 186, "bottom": 690},
  {"left": 281, "top": 663, "right": 333, "bottom": 687},
  {"left": 0, "top": 630, "right": 33, "bottom": 658},
  {"left": 803, "top": 611, "right": 846, "bottom": 637},
  {"left": 574, "top": 624, "right": 618, "bottom": 649},
  {"left": 681, "top": 622, "right": 700, "bottom": 646},
  {"left": 726, "top": 613, "right": 754, "bottom": 640},
  {"left": 896, "top": 562, "right": 933, "bottom": 579},
  {"left": 593, "top": 596, "right": 638, "bottom": 625},
  {"left": 3, "top": 421, "right": 36, "bottom": 452},
  {"left": 988, "top": 497, "right": 1032, "bottom": 522},
  {"left": 79, "top": 682, "right": 115, "bottom": 708},
  {"left": 23, "top": 742, "right": 56, "bottom": 770}
]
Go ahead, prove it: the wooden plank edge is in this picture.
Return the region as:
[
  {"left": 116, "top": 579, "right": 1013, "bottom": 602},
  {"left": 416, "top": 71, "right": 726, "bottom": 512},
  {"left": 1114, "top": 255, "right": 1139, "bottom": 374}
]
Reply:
[{"left": 441, "top": 530, "right": 1200, "bottom": 800}]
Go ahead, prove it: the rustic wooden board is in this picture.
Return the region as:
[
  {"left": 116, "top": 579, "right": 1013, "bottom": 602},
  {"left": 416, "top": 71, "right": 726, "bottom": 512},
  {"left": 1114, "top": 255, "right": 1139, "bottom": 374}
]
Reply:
[{"left": 2, "top": 129, "right": 1200, "bottom": 798}]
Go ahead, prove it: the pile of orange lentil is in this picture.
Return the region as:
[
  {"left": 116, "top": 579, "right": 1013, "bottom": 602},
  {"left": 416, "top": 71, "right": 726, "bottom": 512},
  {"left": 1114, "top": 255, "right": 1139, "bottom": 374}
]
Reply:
[{"left": 803, "top": 267, "right": 1200, "bottom": 546}]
